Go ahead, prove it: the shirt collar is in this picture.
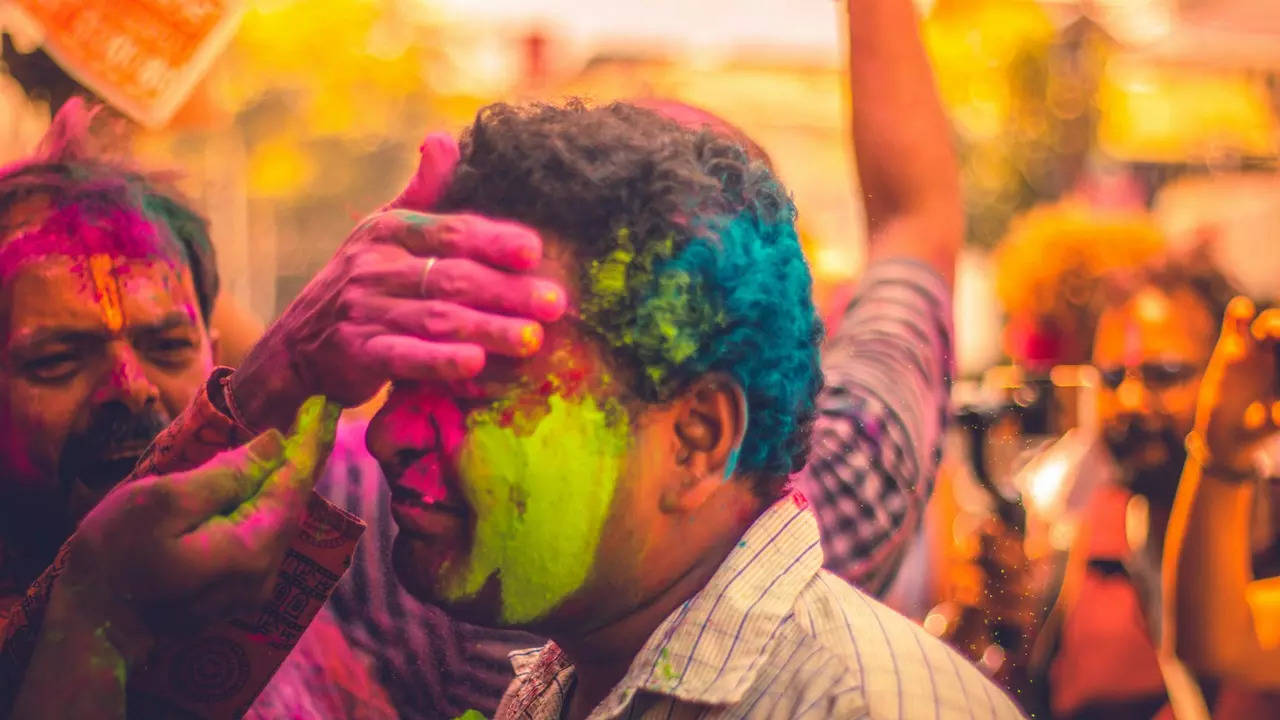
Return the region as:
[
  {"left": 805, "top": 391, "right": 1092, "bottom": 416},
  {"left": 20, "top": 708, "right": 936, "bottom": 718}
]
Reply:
[
  {"left": 506, "top": 493, "right": 823, "bottom": 720},
  {"left": 600, "top": 493, "right": 823, "bottom": 715}
]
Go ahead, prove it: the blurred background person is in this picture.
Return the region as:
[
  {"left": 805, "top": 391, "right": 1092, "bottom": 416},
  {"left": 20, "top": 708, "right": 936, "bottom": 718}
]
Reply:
[{"left": 1023, "top": 255, "right": 1249, "bottom": 720}]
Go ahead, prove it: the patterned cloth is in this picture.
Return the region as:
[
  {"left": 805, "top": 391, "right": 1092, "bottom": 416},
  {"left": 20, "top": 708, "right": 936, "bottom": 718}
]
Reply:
[
  {"left": 495, "top": 495, "right": 1024, "bottom": 720},
  {"left": 317, "top": 257, "right": 955, "bottom": 719},
  {"left": 0, "top": 370, "right": 386, "bottom": 718},
  {"left": 798, "top": 259, "right": 954, "bottom": 596}
]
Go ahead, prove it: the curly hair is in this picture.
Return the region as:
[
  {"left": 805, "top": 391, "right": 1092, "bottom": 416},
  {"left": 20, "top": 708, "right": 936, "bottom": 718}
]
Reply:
[
  {"left": 437, "top": 100, "right": 823, "bottom": 499},
  {"left": 0, "top": 100, "right": 218, "bottom": 322}
]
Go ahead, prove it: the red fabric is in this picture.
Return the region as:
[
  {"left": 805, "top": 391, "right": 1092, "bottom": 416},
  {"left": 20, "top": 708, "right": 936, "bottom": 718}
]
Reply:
[
  {"left": 1050, "top": 486, "right": 1166, "bottom": 717},
  {"left": 1050, "top": 485, "right": 1280, "bottom": 719},
  {"left": 1049, "top": 562, "right": 1167, "bottom": 716}
]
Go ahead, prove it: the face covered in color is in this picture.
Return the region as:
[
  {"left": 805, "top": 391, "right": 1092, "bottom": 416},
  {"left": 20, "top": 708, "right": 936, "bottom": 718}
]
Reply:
[
  {"left": 0, "top": 198, "right": 214, "bottom": 570},
  {"left": 1091, "top": 285, "right": 1216, "bottom": 509},
  {"left": 367, "top": 241, "right": 748, "bottom": 630}
]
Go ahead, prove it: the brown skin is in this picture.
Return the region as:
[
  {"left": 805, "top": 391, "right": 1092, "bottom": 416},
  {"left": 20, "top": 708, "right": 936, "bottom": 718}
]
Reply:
[
  {"left": 1163, "top": 300, "right": 1280, "bottom": 685},
  {"left": 0, "top": 207, "right": 214, "bottom": 580},
  {"left": 365, "top": 240, "right": 759, "bottom": 720},
  {"left": 848, "top": 0, "right": 963, "bottom": 287},
  {"left": 1091, "top": 286, "right": 1217, "bottom": 529}
]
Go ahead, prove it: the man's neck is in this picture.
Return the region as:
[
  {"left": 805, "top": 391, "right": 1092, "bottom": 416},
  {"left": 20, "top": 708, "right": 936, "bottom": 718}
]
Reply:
[{"left": 551, "top": 531, "right": 742, "bottom": 720}]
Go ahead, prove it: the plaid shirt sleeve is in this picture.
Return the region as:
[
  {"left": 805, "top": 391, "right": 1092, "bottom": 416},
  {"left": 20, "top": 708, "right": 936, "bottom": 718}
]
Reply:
[{"left": 792, "top": 258, "right": 954, "bottom": 596}]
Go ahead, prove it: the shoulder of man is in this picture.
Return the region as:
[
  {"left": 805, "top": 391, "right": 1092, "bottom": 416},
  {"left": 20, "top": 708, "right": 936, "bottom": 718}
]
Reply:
[{"left": 792, "top": 569, "right": 1026, "bottom": 720}]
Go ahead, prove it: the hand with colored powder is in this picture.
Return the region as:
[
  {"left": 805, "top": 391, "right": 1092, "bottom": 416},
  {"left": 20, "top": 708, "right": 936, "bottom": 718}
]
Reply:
[
  {"left": 11, "top": 397, "right": 340, "bottom": 719},
  {"left": 229, "top": 133, "right": 567, "bottom": 432}
]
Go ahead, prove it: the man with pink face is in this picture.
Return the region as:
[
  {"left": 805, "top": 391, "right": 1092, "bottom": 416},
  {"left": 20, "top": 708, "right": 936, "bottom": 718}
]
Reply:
[
  {"left": 0, "top": 122, "right": 217, "bottom": 593},
  {"left": 0, "top": 103, "right": 405, "bottom": 718}
]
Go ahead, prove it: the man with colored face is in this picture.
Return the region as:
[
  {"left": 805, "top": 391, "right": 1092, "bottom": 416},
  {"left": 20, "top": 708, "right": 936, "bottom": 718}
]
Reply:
[
  {"left": 322, "top": 1, "right": 966, "bottom": 713},
  {"left": 362, "top": 88, "right": 1025, "bottom": 716},
  {"left": 0, "top": 110, "right": 220, "bottom": 597},
  {"left": 0, "top": 103, "right": 399, "bottom": 719}
]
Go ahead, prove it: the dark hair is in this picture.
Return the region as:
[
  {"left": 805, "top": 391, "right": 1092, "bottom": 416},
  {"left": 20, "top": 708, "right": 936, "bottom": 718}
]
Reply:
[
  {"left": 438, "top": 100, "right": 823, "bottom": 498},
  {"left": 1093, "top": 250, "right": 1241, "bottom": 351},
  {"left": 0, "top": 101, "right": 218, "bottom": 322},
  {"left": 628, "top": 98, "right": 774, "bottom": 169}
]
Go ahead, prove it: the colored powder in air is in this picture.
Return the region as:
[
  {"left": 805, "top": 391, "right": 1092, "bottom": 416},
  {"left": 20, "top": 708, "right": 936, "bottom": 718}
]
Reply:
[{"left": 442, "top": 392, "right": 631, "bottom": 624}]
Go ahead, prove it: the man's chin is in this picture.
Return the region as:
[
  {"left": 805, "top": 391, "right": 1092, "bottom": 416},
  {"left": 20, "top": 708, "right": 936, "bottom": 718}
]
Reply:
[{"left": 390, "top": 532, "right": 505, "bottom": 627}]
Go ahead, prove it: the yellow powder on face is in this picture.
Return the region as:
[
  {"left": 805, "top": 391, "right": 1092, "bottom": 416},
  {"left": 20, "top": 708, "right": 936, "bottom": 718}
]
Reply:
[
  {"left": 88, "top": 253, "right": 124, "bottom": 333},
  {"left": 439, "top": 393, "right": 631, "bottom": 624}
]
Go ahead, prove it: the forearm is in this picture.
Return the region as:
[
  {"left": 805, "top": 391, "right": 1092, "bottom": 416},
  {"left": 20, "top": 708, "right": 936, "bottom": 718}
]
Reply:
[
  {"left": 845, "top": 0, "right": 962, "bottom": 284},
  {"left": 131, "top": 368, "right": 256, "bottom": 480},
  {"left": 1163, "top": 459, "right": 1258, "bottom": 673}
]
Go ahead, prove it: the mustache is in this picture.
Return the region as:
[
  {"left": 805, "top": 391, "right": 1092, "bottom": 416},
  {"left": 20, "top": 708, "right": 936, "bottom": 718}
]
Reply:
[
  {"left": 1103, "top": 416, "right": 1182, "bottom": 462},
  {"left": 58, "top": 402, "right": 171, "bottom": 492}
]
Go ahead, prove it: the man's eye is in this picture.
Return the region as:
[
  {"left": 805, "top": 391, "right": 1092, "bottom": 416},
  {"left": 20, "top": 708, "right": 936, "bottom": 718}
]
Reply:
[
  {"left": 22, "top": 353, "right": 81, "bottom": 383},
  {"left": 1145, "top": 363, "right": 1195, "bottom": 389},
  {"left": 142, "top": 337, "right": 197, "bottom": 367},
  {"left": 1099, "top": 368, "right": 1126, "bottom": 390}
]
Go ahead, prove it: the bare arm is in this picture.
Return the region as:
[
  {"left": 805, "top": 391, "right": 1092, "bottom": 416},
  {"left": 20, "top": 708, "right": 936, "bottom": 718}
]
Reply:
[
  {"left": 846, "top": 0, "right": 962, "bottom": 286},
  {"left": 1163, "top": 460, "right": 1280, "bottom": 683},
  {"left": 1163, "top": 299, "right": 1280, "bottom": 686}
]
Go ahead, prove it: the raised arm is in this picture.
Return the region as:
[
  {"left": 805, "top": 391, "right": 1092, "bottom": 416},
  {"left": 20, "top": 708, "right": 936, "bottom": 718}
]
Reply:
[
  {"left": 848, "top": 0, "right": 963, "bottom": 285},
  {"left": 796, "top": 0, "right": 959, "bottom": 594},
  {"left": 1163, "top": 298, "right": 1280, "bottom": 686}
]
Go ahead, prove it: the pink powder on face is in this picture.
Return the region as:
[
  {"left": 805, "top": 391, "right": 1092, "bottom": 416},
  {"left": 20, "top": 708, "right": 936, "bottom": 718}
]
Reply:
[
  {"left": 0, "top": 203, "right": 183, "bottom": 286},
  {"left": 381, "top": 389, "right": 468, "bottom": 504}
]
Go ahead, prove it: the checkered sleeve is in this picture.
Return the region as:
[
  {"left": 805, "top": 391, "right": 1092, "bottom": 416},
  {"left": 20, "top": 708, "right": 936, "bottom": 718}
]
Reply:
[{"left": 793, "top": 258, "right": 954, "bottom": 596}]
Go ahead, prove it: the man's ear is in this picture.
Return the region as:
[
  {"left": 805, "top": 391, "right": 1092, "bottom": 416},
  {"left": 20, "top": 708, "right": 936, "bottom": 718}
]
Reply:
[{"left": 661, "top": 373, "right": 748, "bottom": 513}]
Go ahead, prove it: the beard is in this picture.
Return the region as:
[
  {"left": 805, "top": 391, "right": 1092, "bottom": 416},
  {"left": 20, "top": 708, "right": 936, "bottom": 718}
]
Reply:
[
  {"left": 2, "top": 402, "right": 171, "bottom": 578},
  {"left": 1102, "top": 414, "right": 1187, "bottom": 509},
  {"left": 59, "top": 400, "right": 171, "bottom": 508}
]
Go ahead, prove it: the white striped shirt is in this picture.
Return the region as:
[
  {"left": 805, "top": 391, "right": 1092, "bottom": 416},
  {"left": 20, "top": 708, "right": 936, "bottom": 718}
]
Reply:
[{"left": 495, "top": 496, "right": 1026, "bottom": 720}]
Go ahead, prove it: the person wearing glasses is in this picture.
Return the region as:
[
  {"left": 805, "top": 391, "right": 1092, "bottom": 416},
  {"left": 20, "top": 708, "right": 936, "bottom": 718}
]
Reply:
[{"left": 1024, "top": 257, "right": 1254, "bottom": 719}]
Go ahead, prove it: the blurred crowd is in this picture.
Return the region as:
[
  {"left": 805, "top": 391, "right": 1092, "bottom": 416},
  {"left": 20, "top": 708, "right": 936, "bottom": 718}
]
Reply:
[{"left": 2, "top": 1, "right": 1280, "bottom": 719}]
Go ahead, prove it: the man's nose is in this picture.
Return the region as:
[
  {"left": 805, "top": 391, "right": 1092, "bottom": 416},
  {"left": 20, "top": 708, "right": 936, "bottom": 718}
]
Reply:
[
  {"left": 91, "top": 342, "right": 160, "bottom": 413},
  {"left": 1115, "top": 373, "right": 1150, "bottom": 414},
  {"left": 366, "top": 390, "right": 467, "bottom": 466}
]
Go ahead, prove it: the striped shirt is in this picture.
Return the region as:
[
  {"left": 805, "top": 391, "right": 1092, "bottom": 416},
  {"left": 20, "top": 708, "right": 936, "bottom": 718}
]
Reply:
[
  {"left": 317, "top": 258, "right": 954, "bottom": 719},
  {"left": 494, "top": 496, "right": 1024, "bottom": 720}
]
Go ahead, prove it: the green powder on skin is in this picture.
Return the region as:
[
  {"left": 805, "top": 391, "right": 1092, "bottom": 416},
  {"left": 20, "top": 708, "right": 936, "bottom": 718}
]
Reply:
[{"left": 439, "top": 392, "right": 631, "bottom": 624}]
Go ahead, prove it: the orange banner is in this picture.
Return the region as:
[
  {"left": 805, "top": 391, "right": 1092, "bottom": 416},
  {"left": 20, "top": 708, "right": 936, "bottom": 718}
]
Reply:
[{"left": 8, "top": 0, "right": 244, "bottom": 128}]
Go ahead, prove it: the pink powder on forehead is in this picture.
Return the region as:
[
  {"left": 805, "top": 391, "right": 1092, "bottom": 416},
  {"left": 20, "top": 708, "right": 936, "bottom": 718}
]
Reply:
[{"left": 0, "top": 202, "right": 184, "bottom": 283}]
